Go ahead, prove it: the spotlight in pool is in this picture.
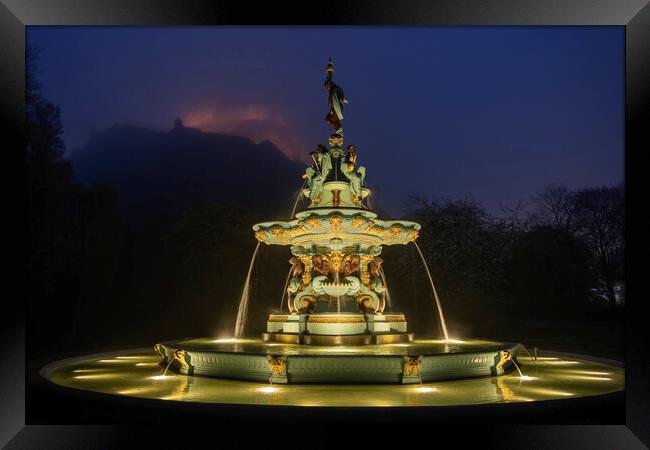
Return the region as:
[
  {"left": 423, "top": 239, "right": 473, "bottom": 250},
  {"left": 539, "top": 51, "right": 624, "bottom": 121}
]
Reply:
[
  {"left": 415, "top": 386, "right": 438, "bottom": 393},
  {"left": 149, "top": 375, "right": 171, "bottom": 381},
  {"left": 259, "top": 386, "right": 278, "bottom": 393},
  {"left": 518, "top": 375, "right": 536, "bottom": 381},
  {"left": 73, "top": 373, "right": 119, "bottom": 380}
]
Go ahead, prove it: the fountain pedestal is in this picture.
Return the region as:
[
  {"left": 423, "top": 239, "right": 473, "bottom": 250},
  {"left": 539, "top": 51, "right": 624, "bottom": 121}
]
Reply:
[{"left": 263, "top": 312, "right": 413, "bottom": 345}]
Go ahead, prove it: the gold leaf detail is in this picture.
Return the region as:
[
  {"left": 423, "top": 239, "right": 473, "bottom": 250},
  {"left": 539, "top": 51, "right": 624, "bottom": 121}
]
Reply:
[
  {"left": 403, "top": 355, "right": 423, "bottom": 376},
  {"left": 268, "top": 355, "right": 287, "bottom": 376},
  {"left": 328, "top": 214, "right": 344, "bottom": 228},
  {"left": 351, "top": 216, "right": 366, "bottom": 227}
]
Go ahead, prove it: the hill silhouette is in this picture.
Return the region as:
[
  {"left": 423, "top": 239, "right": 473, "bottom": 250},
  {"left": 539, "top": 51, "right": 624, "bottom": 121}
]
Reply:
[{"left": 72, "top": 120, "right": 305, "bottom": 224}]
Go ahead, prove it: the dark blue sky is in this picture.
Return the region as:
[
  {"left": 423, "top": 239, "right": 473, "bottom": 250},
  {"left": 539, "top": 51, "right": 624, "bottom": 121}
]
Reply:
[{"left": 27, "top": 26, "right": 624, "bottom": 215}]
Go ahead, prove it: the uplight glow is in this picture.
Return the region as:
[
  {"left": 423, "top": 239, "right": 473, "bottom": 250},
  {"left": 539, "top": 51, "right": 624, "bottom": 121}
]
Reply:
[
  {"left": 149, "top": 375, "right": 171, "bottom": 380},
  {"left": 518, "top": 375, "right": 537, "bottom": 381},
  {"left": 73, "top": 373, "right": 118, "bottom": 380},
  {"left": 414, "top": 386, "right": 438, "bottom": 393}
]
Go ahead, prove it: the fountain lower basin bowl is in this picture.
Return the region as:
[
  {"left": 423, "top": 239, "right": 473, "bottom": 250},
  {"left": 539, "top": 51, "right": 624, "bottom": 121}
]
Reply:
[
  {"left": 41, "top": 345, "right": 624, "bottom": 409},
  {"left": 154, "top": 337, "right": 523, "bottom": 384}
]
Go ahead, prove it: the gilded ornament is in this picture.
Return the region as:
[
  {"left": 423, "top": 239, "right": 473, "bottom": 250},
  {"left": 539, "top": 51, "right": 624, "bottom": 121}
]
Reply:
[
  {"left": 351, "top": 216, "right": 366, "bottom": 227},
  {"left": 268, "top": 355, "right": 287, "bottom": 376},
  {"left": 385, "top": 315, "right": 406, "bottom": 322},
  {"left": 496, "top": 350, "right": 512, "bottom": 369},
  {"left": 359, "top": 254, "right": 374, "bottom": 285},
  {"left": 389, "top": 224, "right": 403, "bottom": 236},
  {"left": 406, "top": 229, "right": 419, "bottom": 242},
  {"left": 328, "top": 214, "right": 344, "bottom": 228},
  {"left": 298, "top": 255, "right": 313, "bottom": 284},
  {"left": 307, "top": 216, "right": 321, "bottom": 228},
  {"left": 307, "top": 315, "right": 366, "bottom": 323},
  {"left": 403, "top": 355, "right": 423, "bottom": 376},
  {"left": 174, "top": 350, "right": 189, "bottom": 369},
  {"left": 357, "top": 295, "right": 375, "bottom": 313},
  {"left": 271, "top": 226, "right": 285, "bottom": 237}
]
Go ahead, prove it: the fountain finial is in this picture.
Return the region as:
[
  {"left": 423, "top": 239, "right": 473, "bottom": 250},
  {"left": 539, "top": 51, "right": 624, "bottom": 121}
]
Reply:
[{"left": 326, "top": 57, "right": 334, "bottom": 75}]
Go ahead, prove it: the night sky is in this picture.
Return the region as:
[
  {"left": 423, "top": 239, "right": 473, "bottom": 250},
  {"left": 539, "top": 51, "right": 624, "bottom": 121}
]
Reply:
[{"left": 27, "top": 26, "right": 624, "bottom": 215}]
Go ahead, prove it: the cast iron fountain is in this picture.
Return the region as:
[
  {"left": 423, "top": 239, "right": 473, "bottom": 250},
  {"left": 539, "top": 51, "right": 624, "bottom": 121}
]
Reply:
[{"left": 41, "top": 60, "right": 623, "bottom": 408}]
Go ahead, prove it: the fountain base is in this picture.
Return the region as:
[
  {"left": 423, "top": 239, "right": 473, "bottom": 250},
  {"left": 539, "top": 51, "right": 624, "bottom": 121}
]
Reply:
[
  {"left": 266, "top": 312, "right": 408, "bottom": 342},
  {"left": 154, "top": 337, "right": 524, "bottom": 384},
  {"left": 262, "top": 332, "right": 414, "bottom": 345}
]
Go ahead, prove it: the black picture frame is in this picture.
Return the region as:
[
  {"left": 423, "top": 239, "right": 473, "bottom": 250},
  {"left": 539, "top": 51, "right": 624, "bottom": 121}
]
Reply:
[{"left": 2, "top": 0, "right": 647, "bottom": 447}]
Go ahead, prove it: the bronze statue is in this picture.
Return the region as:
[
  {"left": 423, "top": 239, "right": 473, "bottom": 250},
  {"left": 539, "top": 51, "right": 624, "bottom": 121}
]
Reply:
[
  {"left": 324, "top": 58, "right": 347, "bottom": 134},
  {"left": 340, "top": 254, "right": 361, "bottom": 277},
  {"left": 313, "top": 254, "right": 333, "bottom": 276},
  {"left": 288, "top": 256, "right": 304, "bottom": 279},
  {"left": 368, "top": 256, "right": 384, "bottom": 279}
]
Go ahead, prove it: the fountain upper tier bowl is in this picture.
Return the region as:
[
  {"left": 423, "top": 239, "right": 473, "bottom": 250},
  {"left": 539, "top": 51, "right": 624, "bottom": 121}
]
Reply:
[{"left": 253, "top": 208, "right": 420, "bottom": 250}]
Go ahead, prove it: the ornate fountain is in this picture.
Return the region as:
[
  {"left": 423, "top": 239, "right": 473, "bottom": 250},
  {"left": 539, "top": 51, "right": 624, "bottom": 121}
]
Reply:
[
  {"left": 40, "top": 60, "right": 624, "bottom": 408},
  {"left": 149, "top": 59, "right": 523, "bottom": 384},
  {"left": 254, "top": 59, "right": 419, "bottom": 345}
]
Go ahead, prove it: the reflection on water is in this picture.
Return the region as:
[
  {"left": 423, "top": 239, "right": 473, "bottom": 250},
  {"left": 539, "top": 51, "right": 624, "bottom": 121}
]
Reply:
[{"left": 45, "top": 350, "right": 624, "bottom": 408}]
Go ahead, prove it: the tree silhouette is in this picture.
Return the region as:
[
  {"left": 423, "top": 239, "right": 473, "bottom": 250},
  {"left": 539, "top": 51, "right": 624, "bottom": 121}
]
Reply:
[{"left": 27, "top": 46, "right": 123, "bottom": 356}]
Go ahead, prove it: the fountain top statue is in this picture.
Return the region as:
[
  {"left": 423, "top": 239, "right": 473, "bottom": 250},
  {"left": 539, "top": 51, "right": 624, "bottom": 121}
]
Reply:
[
  {"left": 252, "top": 60, "right": 420, "bottom": 344},
  {"left": 299, "top": 58, "right": 368, "bottom": 209},
  {"left": 324, "top": 57, "right": 348, "bottom": 135}
]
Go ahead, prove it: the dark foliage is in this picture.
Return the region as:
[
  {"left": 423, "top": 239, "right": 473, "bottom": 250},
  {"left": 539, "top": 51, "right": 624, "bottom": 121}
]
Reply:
[
  {"left": 504, "top": 225, "right": 595, "bottom": 320},
  {"left": 27, "top": 47, "right": 124, "bottom": 357}
]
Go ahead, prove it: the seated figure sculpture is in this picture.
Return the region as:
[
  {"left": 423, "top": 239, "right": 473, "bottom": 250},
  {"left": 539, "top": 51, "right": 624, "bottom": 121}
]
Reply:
[
  {"left": 304, "top": 144, "right": 332, "bottom": 205},
  {"left": 341, "top": 144, "right": 366, "bottom": 204}
]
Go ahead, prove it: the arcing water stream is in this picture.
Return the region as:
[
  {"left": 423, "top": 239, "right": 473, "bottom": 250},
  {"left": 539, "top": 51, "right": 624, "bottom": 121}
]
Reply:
[
  {"left": 289, "top": 181, "right": 306, "bottom": 219},
  {"left": 234, "top": 242, "right": 261, "bottom": 338},
  {"left": 379, "top": 266, "right": 392, "bottom": 310},
  {"left": 279, "top": 266, "right": 293, "bottom": 311},
  {"left": 412, "top": 241, "right": 449, "bottom": 341}
]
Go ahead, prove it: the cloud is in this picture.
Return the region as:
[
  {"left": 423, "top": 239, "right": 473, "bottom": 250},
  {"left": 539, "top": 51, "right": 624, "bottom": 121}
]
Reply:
[{"left": 182, "top": 102, "right": 304, "bottom": 161}]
